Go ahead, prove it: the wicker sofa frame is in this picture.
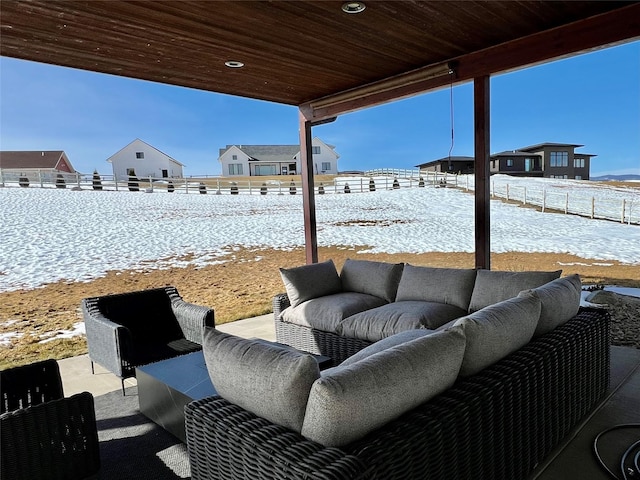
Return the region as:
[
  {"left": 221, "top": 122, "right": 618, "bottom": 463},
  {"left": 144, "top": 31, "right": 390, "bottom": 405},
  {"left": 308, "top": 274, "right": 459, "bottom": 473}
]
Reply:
[
  {"left": 83, "top": 286, "right": 215, "bottom": 394},
  {"left": 186, "top": 307, "right": 610, "bottom": 480}
]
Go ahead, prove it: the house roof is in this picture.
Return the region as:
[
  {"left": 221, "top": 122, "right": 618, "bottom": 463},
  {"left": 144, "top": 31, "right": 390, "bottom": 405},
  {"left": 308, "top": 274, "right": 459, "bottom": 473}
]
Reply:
[
  {"left": 0, "top": 150, "right": 68, "bottom": 170},
  {"left": 492, "top": 150, "right": 542, "bottom": 157},
  {"left": 106, "top": 139, "right": 185, "bottom": 167},
  {"left": 1, "top": 1, "right": 637, "bottom": 121},
  {"left": 517, "top": 143, "right": 584, "bottom": 152},
  {"left": 416, "top": 156, "right": 475, "bottom": 168},
  {"left": 221, "top": 145, "right": 300, "bottom": 163}
]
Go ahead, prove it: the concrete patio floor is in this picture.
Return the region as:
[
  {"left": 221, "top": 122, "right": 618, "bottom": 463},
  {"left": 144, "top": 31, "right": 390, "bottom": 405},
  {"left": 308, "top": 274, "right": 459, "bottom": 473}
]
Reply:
[{"left": 57, "top": 313, "right": 640, "bottom": 480}]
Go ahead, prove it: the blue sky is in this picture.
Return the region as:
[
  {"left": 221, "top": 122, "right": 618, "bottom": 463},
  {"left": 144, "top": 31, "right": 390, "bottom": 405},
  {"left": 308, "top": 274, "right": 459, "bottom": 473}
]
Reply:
[{"left": 1, "top": 41, "right": 638, "bottom": 177}]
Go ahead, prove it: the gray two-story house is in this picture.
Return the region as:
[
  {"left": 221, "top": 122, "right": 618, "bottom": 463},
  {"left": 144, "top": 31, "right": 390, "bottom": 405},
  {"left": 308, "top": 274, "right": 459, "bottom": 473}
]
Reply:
[
  {"left": 491, "top": 143, "right": 595, "bottom": 180},
  {"left": 417, "top": 143, "right": 595, "bottom": 180}
]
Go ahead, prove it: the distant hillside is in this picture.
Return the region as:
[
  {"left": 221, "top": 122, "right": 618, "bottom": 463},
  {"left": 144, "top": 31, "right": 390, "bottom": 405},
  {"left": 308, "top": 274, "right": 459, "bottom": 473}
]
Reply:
[{"left": 591, "top": 174, "right": 640, "bottom": 181}]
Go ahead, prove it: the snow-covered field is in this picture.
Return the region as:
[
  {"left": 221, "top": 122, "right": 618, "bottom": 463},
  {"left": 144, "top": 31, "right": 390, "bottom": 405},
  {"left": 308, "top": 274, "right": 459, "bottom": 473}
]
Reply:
[{"left": 0, "top": 177, "right": 639, "bottom": 293}]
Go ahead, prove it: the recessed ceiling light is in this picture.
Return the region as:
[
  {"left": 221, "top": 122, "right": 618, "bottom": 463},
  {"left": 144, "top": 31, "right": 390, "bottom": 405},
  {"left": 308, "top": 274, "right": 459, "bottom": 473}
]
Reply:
[
  {"left": 342, "top": 2, "right": 366, "bottom": 14},
  {"left": 225, "top": 61, "right": 244, "bottom": 68}
]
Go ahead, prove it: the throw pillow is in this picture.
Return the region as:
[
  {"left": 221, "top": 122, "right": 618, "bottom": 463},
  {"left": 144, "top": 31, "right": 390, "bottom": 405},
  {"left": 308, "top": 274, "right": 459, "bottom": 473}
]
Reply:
[
  {"left": 301, "top": 326, "right": 466, "bottom": 447},
  {"left": 202, "top": 328, "right": 320, "bottom": 433},
  {"left": 340, "top": 258, "right": 404, "bottom": 302},
  {"left": 468, "top": 269, "right": 561, "bottom": 312},
  {"left": 395, "top": 265, "right": 478, "bottom": 310},
  {"left": 280, "top": 259, "right": 342, "bottom": 308},
  {"left": 340, "top": 328, "right": 433, "bottom": 366},
  {"left": 454, "top": 291, "right": 541, "bottom": 377},
  {"left": 520, "top": 273, "right": 582, "bottom": 337}
]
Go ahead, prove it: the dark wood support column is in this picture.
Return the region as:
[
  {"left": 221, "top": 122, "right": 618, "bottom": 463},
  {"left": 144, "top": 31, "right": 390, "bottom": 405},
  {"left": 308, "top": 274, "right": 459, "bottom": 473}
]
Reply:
[
  {"left": 474, "top": 76, "right": 491, "bottom": 270},
  {"left": 299, "top": 110, "right": 318, "bottom": 264}
]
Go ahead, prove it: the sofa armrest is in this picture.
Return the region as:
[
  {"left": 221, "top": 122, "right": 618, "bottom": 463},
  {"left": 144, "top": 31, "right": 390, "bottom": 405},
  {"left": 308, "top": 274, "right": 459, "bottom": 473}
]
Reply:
[
  {"left": 273, "top": 293, "right": 291, "bottom": 321},
  {"left": 165, "top": 286, "right": 215, "bottom": 344},
  {"left": 0, "top": 392, "right": 100, "bottom": 480},
  {"left": 186, "top": 395, "right": 369, "bottom": 480},
  {"left": 82, "top": 298, "right": 135, "bottom": 378}
]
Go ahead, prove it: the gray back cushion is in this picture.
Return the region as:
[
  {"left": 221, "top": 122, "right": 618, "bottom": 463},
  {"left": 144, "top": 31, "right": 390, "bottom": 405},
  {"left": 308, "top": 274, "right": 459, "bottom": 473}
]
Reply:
[
  {"left": 202, "top": 328, "right": 320, "bottom": 433},
  {"left": 453, "top": 292, "right": 541, "bottom": 377},
  {"left": 468, "top": 269, "right": 561, "bottom": 312},
  {"left": 280, "top": 260, "right": 342, "bottom": 307},
  {"left": 301, "top": 326, "right": 466, "bottom": 447},
  {"left": 396, "top": 265, "right": 477, "bottom": 310},
  {"left": 520, "top": 274, "right": 582, "bottom": 337},
  {"left": 340, "top": 259, "right": 404, "bottom": 302}
]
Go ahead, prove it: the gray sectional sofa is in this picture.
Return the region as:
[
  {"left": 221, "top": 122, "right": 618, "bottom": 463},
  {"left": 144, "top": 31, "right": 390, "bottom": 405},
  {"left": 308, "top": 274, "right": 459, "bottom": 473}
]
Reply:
[
  {"left": 274, "top": 259, "right": 567, "bottom": 364},
  {"left": 185, "top": 259, "right": 610, "bottom": 480}
]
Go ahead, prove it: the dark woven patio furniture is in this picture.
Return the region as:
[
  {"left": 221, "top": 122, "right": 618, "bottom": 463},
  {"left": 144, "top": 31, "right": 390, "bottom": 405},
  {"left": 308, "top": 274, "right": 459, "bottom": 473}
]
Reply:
[
  {"left": 274, "top": 292, "right": 373, "bottom": 365},
  {"left": 1, "top": 359, "right": 100, "bottom": 480},
  {"left": 82, "top": 286, "right": 215, "bottom": 394},
  {"left": 185, "top": 307, "right": 610, "bottom": 480}
]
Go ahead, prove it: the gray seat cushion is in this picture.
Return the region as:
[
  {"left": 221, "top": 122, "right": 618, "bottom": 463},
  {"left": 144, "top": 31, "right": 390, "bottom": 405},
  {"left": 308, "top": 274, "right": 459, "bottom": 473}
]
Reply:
[
  {"left": 468, "top": 269, "right": 561, "bottom": 312},
  {"left": 396, "top": 265, "right": 477, "bottom": 311},
  {"left": 453, "top": 291, "right": 541, "bottom": 377},
  {"left": 340, "top": 259, "right": 404, "bottom": 302},
  {"left": 280, "top": 260, "right": 342, "bottom": 307},
  {"left": 301, "top": 326, "right": 466, "bottom": 447},
  {"left": 280, "top": 292, "right": 388, "bottom": 334},
  {"left": 520, "top": 274, "right": 582, "bottom": 337},
  {"left": 202, "top": 328, "right": 320, "bottom": 433},
  {"left": 339, "top": 301, "right": 467, "bottom": 342}
]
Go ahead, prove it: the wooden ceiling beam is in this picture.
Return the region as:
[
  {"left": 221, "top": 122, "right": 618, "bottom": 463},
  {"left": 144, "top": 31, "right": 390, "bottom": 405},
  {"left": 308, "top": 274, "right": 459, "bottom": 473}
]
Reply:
[{"left": 303, "top": 3, "right": 640, "bottom": 121}]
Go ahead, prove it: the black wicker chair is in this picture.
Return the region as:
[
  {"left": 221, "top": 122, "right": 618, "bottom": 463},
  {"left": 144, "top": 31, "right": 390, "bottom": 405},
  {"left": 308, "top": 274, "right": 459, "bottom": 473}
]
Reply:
[
  {"left": 1, "top": 359, "right": 100, "bottom": 480},
  {"left": 82, "top": 286, "right": 215, "bottom": 394}
]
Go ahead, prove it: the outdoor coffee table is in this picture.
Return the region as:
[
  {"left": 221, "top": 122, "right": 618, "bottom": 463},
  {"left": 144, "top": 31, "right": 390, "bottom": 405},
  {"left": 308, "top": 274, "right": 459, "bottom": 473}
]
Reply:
[{"left": 136, "top": 342, "right": 331, "bottom": 442}]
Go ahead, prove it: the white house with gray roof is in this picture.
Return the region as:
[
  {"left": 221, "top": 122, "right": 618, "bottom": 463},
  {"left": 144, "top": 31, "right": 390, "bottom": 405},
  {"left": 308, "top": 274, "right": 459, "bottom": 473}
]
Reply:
[{"left": 218, "top": 137, "right": 339, "bottom": 177}]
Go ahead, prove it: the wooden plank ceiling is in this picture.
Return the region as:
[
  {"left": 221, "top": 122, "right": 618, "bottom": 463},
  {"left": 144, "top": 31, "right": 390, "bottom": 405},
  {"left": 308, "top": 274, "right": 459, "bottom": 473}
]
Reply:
[{"left": 2, "top": 1, "right": 638, "bottom": 118}]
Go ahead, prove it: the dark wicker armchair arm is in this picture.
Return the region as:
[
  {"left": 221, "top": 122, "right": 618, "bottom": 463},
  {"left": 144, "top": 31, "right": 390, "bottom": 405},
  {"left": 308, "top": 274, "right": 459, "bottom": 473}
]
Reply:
[
  {"left": 186, "top": 396, "right": 369, "bottom": 480},
  {"left": 1, "top": 392, "right": 100, "bottom": 480},
  {"left": 273, "top": 293, "right": 291, "bottom": 321},
  {"left": 165, "top": 286, "right": 215, "bottom": 344},
  {"left": 82, "top": 298, "right": 134, "bottom": 378}
]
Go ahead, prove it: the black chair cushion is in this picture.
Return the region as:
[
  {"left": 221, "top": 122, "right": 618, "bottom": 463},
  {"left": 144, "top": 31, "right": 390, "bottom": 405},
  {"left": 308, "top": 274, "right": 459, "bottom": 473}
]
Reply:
[{"left": 97, "top": 289, "right": 184, "bottom": 343}]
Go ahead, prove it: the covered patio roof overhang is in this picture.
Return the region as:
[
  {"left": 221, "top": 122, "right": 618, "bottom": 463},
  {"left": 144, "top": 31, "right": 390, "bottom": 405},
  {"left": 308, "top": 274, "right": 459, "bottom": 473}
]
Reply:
[{"left": 2, "top": 0, "right": 639, "bottom": 267}]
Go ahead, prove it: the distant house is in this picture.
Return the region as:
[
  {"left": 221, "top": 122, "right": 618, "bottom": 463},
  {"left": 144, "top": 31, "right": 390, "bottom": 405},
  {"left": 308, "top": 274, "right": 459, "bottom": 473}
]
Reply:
[
  {"left": 492, "top": 143, "right": 595, "bottom": 180},
  {"left": 107, "top": 139, "right": 184, "bottom": 181},
  {"left": 415, "top": 156, "right": 475, "bottom": 174},
  {"left": 417, "top": 143, "right": 595, "bottom": 180},
  {"left": 0, "top": 150, "right": 76, "bottom": 177},
  {"left": 218, "top": 137, "right": 339, "bottom": 177}
]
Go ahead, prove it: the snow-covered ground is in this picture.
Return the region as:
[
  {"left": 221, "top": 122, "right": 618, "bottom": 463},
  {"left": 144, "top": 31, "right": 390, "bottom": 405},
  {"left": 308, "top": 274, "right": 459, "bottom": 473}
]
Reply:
[{"left": 0, "top": 178, "right": 639, "bottom": 293}]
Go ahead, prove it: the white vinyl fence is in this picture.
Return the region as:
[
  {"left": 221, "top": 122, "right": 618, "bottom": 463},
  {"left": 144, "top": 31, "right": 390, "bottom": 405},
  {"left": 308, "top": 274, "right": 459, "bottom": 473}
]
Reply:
[
  {"left": 0, "top": 169, "right": 456, "bottom": 195},
  {"left": 457, "top": 175, "right": 639, "bottom": 225},
  {"left": 2, "top": 168, "right": 636, "bottom": 225}
]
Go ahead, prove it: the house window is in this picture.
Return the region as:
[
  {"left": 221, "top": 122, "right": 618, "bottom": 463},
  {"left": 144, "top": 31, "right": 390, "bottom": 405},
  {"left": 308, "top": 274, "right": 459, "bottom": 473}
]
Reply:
[
  {"left": 136, "top": 152, "right": 144, "bottom": 159},
  {"left": 321, "top": 162, "right": 331, "bottom": 171},
  {"left": 575, "top": 175, "right": 582, "bottom": 180},
  {"left": 228, "top": 164, "right": 243, "bottom": 175},
  {"left": 574, "top": 158, "right": 585, "bottom": 168},
  {"left": 232, "top": 154, "right": 238, "bottom": 160},
  {"left": 550, "top": 151, "right": 568, "bottom": 167},
  {"left": 506, "top": 159, "right": 514, "bottom": 167},
  {"left": 312, "top": 146, "right": 321, "bottom": 154}
]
